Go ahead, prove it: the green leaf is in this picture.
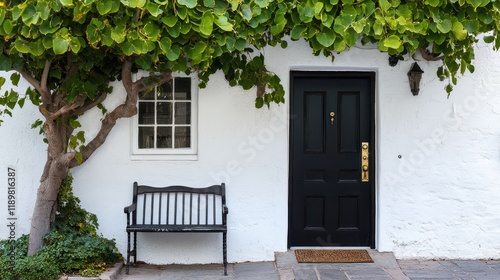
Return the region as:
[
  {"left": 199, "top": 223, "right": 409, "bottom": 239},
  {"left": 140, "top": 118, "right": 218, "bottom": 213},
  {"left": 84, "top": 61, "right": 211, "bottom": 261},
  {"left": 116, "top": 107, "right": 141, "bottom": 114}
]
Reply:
[
  {"left": 31, "top": 119, "right": 44, "bottom": 129},
  {"left": 10, "top": 73, "right": 20, "bottom": 86},
  {"left": 111, "top": 25, "right": 126, "bottom": 43},
  {"left": 466, "top": 0, "right": 482, "bottom": 9},
  {"left": 177, "top": 0, "right": 197, "bottom": 8},
  {"left": 158, "top": 37, "right": 172, "bottom": 53},
  {"left": 483, "top": 35, "right": 495, "bottom": 43},
  {"left": 334, "top": 39, "right": 346, "bottom": 52},
  {"left": 436, "top": 19, "right": 452, "bottom": 33},
  {"left": 96, "top": 0, "right": 113, "bottom": 15},
  {"left": 53, "top": 37, "right": 69, "bottom": 54},
  {"left": 17, "top": 97, "right": 25, "bottom": 109},
  {"left": 69, "top": 119, "right": 81, "bottom": 129},
  {"left": 291, "top": 25, "right": 307, "bottom": 40},
  {"left": 254, "top": 0, "right": 269, "bottom": 8},
  {"left": 316, "top": 28, "right": 336, "bottom": 47},
  {"left": 383, "top": 35, "right": 401, "bottom": 49},
  {"left": 425, "top": 0, "right": 440, "bottom": 7},
  {"left": 235, "top": 38, "right": 247, "bottom": 51},
  {"left": 255, "top": 96, "right": 264, "bottom": 108},
  {"left": 147, "top": 3, "right": 163, "bottom": 17},
  {"left": 452, "top": 21, "right": 467, "bottom": 40},
  {"left": 2, "top": 19, "right": 14, "bottom": 35},
  {"left": 203, "top": 0, "right": 215, "bottom": 7},
  {"left": 166, "top": 45, "right": 181, "bottom": 61},
  {"left": 215, "top": 16, "right": 233, "bottom": 31},
  {"left": 74, "top": 152, "right": 83, "bottom": 165},
  {"left": 241, "top": 4, "right": 253, "bottom": 21},
  {"left": 162, "top": 15, "right": 178, "bottom": 27},
  {"left": 14, "top": 39, "right": 31, "bottom": 53},
  {"left": 128, "top": 0, "right": 147, "bottom": 8},
  {"left": 59, "top": 0, "right": 73, "bottom": 6},
  {"left": 379, "top": 0, "right": 391, "bottom": 11},
  {"left": 200, "top": 12, "right": 214, "bottom": 36},
  {"left": 188, "top": 41, "right": 207, "bottom": 60},
  {"left": 142, "top": 22, "right": 161, "bottom": 39},
  {"left": 69, "top": 37, "right": 82, "bottom": 53}
]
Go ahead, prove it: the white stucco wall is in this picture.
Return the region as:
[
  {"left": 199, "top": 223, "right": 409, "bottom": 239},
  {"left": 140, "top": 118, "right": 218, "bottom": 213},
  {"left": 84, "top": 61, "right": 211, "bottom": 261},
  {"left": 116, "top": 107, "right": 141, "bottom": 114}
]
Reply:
[{"left": 1, "top": 37, "right": 500, "bottom": 263}]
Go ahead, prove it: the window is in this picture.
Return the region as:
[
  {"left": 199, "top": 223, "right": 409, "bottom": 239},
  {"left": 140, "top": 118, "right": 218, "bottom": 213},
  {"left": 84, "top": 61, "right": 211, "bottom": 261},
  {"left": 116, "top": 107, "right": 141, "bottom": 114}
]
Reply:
[{"left": 132, "top": 74, "right": 198, "bottom": 160}]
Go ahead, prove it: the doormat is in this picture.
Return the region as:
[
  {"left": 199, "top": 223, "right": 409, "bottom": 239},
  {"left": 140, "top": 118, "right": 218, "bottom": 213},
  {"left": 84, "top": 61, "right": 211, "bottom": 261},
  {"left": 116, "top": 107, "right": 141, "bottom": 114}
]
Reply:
[{"left": 295, "top": 249, "right": 373, "bottom": 263}]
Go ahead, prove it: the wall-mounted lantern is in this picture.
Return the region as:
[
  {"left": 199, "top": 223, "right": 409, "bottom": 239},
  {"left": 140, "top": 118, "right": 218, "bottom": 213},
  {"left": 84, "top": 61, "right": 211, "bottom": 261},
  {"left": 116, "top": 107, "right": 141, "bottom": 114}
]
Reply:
[{"left": 407, "top": 62, "right": 424, "bottom": 96}]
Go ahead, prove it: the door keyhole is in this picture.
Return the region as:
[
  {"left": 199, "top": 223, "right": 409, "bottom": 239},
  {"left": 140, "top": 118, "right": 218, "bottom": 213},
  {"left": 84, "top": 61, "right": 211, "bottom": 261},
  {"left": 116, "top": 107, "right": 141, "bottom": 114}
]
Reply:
[{"left": 330, "top": 112, "right": 335, "bottom": 125}]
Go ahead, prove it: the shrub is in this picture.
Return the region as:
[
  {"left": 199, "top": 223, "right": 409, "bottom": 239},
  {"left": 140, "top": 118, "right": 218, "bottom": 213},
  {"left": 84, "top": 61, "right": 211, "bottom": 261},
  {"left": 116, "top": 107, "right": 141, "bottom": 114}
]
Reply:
[{"left": 0, "top": 173, "right": 122, "bottom": 279}]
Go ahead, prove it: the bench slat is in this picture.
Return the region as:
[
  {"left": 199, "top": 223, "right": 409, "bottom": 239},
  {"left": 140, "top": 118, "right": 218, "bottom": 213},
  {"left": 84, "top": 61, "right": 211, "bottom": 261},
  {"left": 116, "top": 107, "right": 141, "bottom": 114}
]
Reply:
[{"left": 126, "top": 224, "right": 227, "bottom": 232}]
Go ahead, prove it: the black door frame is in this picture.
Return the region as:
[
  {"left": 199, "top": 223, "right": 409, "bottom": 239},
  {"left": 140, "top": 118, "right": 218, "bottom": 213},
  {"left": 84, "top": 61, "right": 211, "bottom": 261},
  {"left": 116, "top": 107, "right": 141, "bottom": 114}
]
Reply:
[{"left": 288, "top": 70, "right": 376, "bottom": 249}]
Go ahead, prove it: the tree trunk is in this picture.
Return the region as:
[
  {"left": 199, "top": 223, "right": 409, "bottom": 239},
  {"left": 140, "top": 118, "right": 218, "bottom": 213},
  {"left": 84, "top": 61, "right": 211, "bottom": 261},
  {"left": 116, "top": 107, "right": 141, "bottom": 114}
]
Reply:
[{"left": 27, "top": 156, "right": 70, "bottom": 256}]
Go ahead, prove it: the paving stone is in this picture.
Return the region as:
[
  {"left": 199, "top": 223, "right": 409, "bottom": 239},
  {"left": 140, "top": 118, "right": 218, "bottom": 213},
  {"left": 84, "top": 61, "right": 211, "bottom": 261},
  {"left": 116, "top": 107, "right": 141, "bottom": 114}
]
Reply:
[
  {"left": 343, "top": 267, "right": 388, "bottom": 276},
  {"left": 349, "top": 276, "right": 393, "bottom": 280},
  {"left": 452, "top": 260, "right": 494, "bottom": 273},
  {"left": 278, "top": 268, "right": 295, "bottom": 280},
  {"left": 383, "top": 267, "right": 410, "bottom": 280},
  {"left": 294, "top": 268, "right": 319, "bottom": 280},
  {"left": 466, "top": 273, "right": 500, "bottom": 280},
  {"left": 315, "top": 268, "right": 349, "bottom": 280},
  {"left": 401, "top": 269, "right": 457, "bottom": 279}
]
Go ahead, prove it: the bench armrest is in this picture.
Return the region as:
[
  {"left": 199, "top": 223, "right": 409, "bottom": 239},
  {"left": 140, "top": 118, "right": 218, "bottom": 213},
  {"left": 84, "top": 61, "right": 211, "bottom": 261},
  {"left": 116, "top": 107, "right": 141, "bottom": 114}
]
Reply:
[
  {"left": 124, "top": 203, "right": 136, "bottom": 214},
  {"left": 223, "top": 205, "right": 229, "bottom": 215}
]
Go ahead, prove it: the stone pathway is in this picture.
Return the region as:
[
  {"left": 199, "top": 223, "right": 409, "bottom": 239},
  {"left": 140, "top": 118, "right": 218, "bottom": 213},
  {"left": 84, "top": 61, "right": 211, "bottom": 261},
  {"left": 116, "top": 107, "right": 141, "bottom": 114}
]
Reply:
[
  {"left": 398, "top": 259, "right": 500, "bottom": 280},
  {"left": 116, "top": 250, "right": 500, "bottom": 280}
]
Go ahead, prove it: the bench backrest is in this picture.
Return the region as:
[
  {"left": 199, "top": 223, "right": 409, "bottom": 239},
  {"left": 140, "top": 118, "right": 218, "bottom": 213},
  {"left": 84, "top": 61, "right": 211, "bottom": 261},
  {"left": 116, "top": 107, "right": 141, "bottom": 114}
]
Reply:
[{"left": 131, "top": 182, "right": 227, "bottom": 226}]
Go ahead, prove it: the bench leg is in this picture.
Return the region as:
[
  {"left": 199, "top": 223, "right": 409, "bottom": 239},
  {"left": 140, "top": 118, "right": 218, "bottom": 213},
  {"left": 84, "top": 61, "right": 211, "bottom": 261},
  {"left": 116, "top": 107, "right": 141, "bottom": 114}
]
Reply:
[
  {"left": 223, "top": 231, "right": 228, "bottom": 276},
  {"left": 133, "top": 232, "right": 138, "bottom": 263},
  {"left": 126, "top": 232, "right": 130, "bottom": 274}
]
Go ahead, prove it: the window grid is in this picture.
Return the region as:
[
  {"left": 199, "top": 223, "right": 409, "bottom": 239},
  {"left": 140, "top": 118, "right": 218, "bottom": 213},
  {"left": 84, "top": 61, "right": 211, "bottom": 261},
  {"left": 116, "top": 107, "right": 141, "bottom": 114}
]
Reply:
[{"left": 138, "top": 78, "right": 192, "bottom": 150}]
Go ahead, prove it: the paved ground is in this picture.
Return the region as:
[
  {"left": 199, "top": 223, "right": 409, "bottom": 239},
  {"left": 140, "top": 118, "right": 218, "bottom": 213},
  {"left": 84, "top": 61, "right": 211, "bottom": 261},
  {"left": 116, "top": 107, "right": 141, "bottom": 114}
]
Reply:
[{"left": 116, "top": 250, "right": 500, "bottom": 280}]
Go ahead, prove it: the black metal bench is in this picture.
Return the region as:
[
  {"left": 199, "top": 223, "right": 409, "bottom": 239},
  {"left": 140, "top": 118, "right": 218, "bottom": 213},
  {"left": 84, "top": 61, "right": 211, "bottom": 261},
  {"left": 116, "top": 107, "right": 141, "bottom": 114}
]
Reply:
[{"left": 124, "top": 182, "right": 228, "bottom": 275}]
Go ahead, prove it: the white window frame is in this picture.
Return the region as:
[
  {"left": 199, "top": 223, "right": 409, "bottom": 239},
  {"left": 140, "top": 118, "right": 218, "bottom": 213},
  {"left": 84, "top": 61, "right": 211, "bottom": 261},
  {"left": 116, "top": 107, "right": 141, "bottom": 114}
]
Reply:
[{"left": 131, "top": 72, "right": 198, "bottom": 161}]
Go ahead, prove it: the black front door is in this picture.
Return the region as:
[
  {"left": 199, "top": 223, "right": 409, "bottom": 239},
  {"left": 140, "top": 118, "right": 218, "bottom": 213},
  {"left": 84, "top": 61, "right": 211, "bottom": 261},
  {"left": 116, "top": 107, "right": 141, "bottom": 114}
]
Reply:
[{"left": 289, "top": 71, "right": 375, "bottom": 247}]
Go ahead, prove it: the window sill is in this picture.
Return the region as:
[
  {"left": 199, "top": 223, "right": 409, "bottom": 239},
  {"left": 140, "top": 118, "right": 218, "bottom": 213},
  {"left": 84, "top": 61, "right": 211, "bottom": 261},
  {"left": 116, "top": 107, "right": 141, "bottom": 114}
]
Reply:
[{"left": 131, "top": 154, "right": 198, "bottom": 161}]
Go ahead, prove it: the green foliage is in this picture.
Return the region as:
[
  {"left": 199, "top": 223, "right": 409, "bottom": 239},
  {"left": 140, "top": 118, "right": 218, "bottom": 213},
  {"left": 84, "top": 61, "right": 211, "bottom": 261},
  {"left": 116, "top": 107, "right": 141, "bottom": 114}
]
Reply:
[
  {"left": 0, "top": 173, "right": 122, "bottom": 279},
  {"left": 0, "top": 0, "right": 500, "bottom": 111},
  {"left": 1, "top": 0, "right": 500, "bottom": 110},
  {"left": 55, "top": 172, "right": 99, "bottom": 235}
]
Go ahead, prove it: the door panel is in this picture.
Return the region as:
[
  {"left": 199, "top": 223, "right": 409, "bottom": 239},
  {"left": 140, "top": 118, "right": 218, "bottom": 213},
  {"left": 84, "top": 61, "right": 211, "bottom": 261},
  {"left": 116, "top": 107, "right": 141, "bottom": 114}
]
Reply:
[{"left": 289, "top": 72, "right": 375, "bottom": 247}]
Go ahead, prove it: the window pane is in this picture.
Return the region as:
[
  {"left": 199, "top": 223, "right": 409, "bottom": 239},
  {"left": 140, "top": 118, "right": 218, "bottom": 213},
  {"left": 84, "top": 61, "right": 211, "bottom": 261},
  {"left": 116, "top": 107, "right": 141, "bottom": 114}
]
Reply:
[
  {"left": 159, "top": 82, "right": 173, "bottom": 100},
  {"left": 157, "top": 126, "right": 172, "bottom": 148},
  {"left": 139, "top": 88, "right": 155, "bottom": 100},
  {"left": 138, "top": 127, "right": 154, "bottom": 149},
  {"left": 175, "top": 127, "right": 191, "bottom": 148},
  {"left": 157, "top": 102, "right": 172, "bottom": 124},
  {"left": 174, "top": 78, "right": 191, "bottom": 100},
  {"left": 174, "top": 102, "right": 191, "bottom": 124},
  {"left": 138, "top": 102, "right": 155, "bottom": 124}
]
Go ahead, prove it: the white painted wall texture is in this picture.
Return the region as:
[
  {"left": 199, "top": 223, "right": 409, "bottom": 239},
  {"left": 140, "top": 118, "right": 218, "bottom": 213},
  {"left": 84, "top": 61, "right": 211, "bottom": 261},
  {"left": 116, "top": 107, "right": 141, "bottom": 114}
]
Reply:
[{"left": 1, "top": 37, "right": 500, "bottom": 263}]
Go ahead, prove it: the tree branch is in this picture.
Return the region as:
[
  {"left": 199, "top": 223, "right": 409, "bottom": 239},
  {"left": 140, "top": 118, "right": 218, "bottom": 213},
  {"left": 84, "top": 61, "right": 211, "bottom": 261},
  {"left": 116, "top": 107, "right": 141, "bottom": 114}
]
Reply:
[
  {"left": 69, "top": 61, "right": 174, "bottom": 168},
  {"left": 69, "top": 60, "right": 138, "bottom": 168},
  {"left": 18, "top": 70, "right": 42, "bottom": 96},
  {"left": 40, "top": 60, "right": 51, "bottom": 97},
  {"left": 133, "top": 70, "right": 173, "bottom": 93},
  {"left": 70, "top": 92, "right": 108, "bottom": 117},
  {"left": 18, "top": 61, "right": 53, "bottom": 105},
  {"left": 134, "top": 8, "right": 142, "bottom": 23},
  {"left": 51, "top": 96, "right": 86, "bottom": 119},
  {"left": 418, "top": 48, "right": 444, "bottom": 61}
]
